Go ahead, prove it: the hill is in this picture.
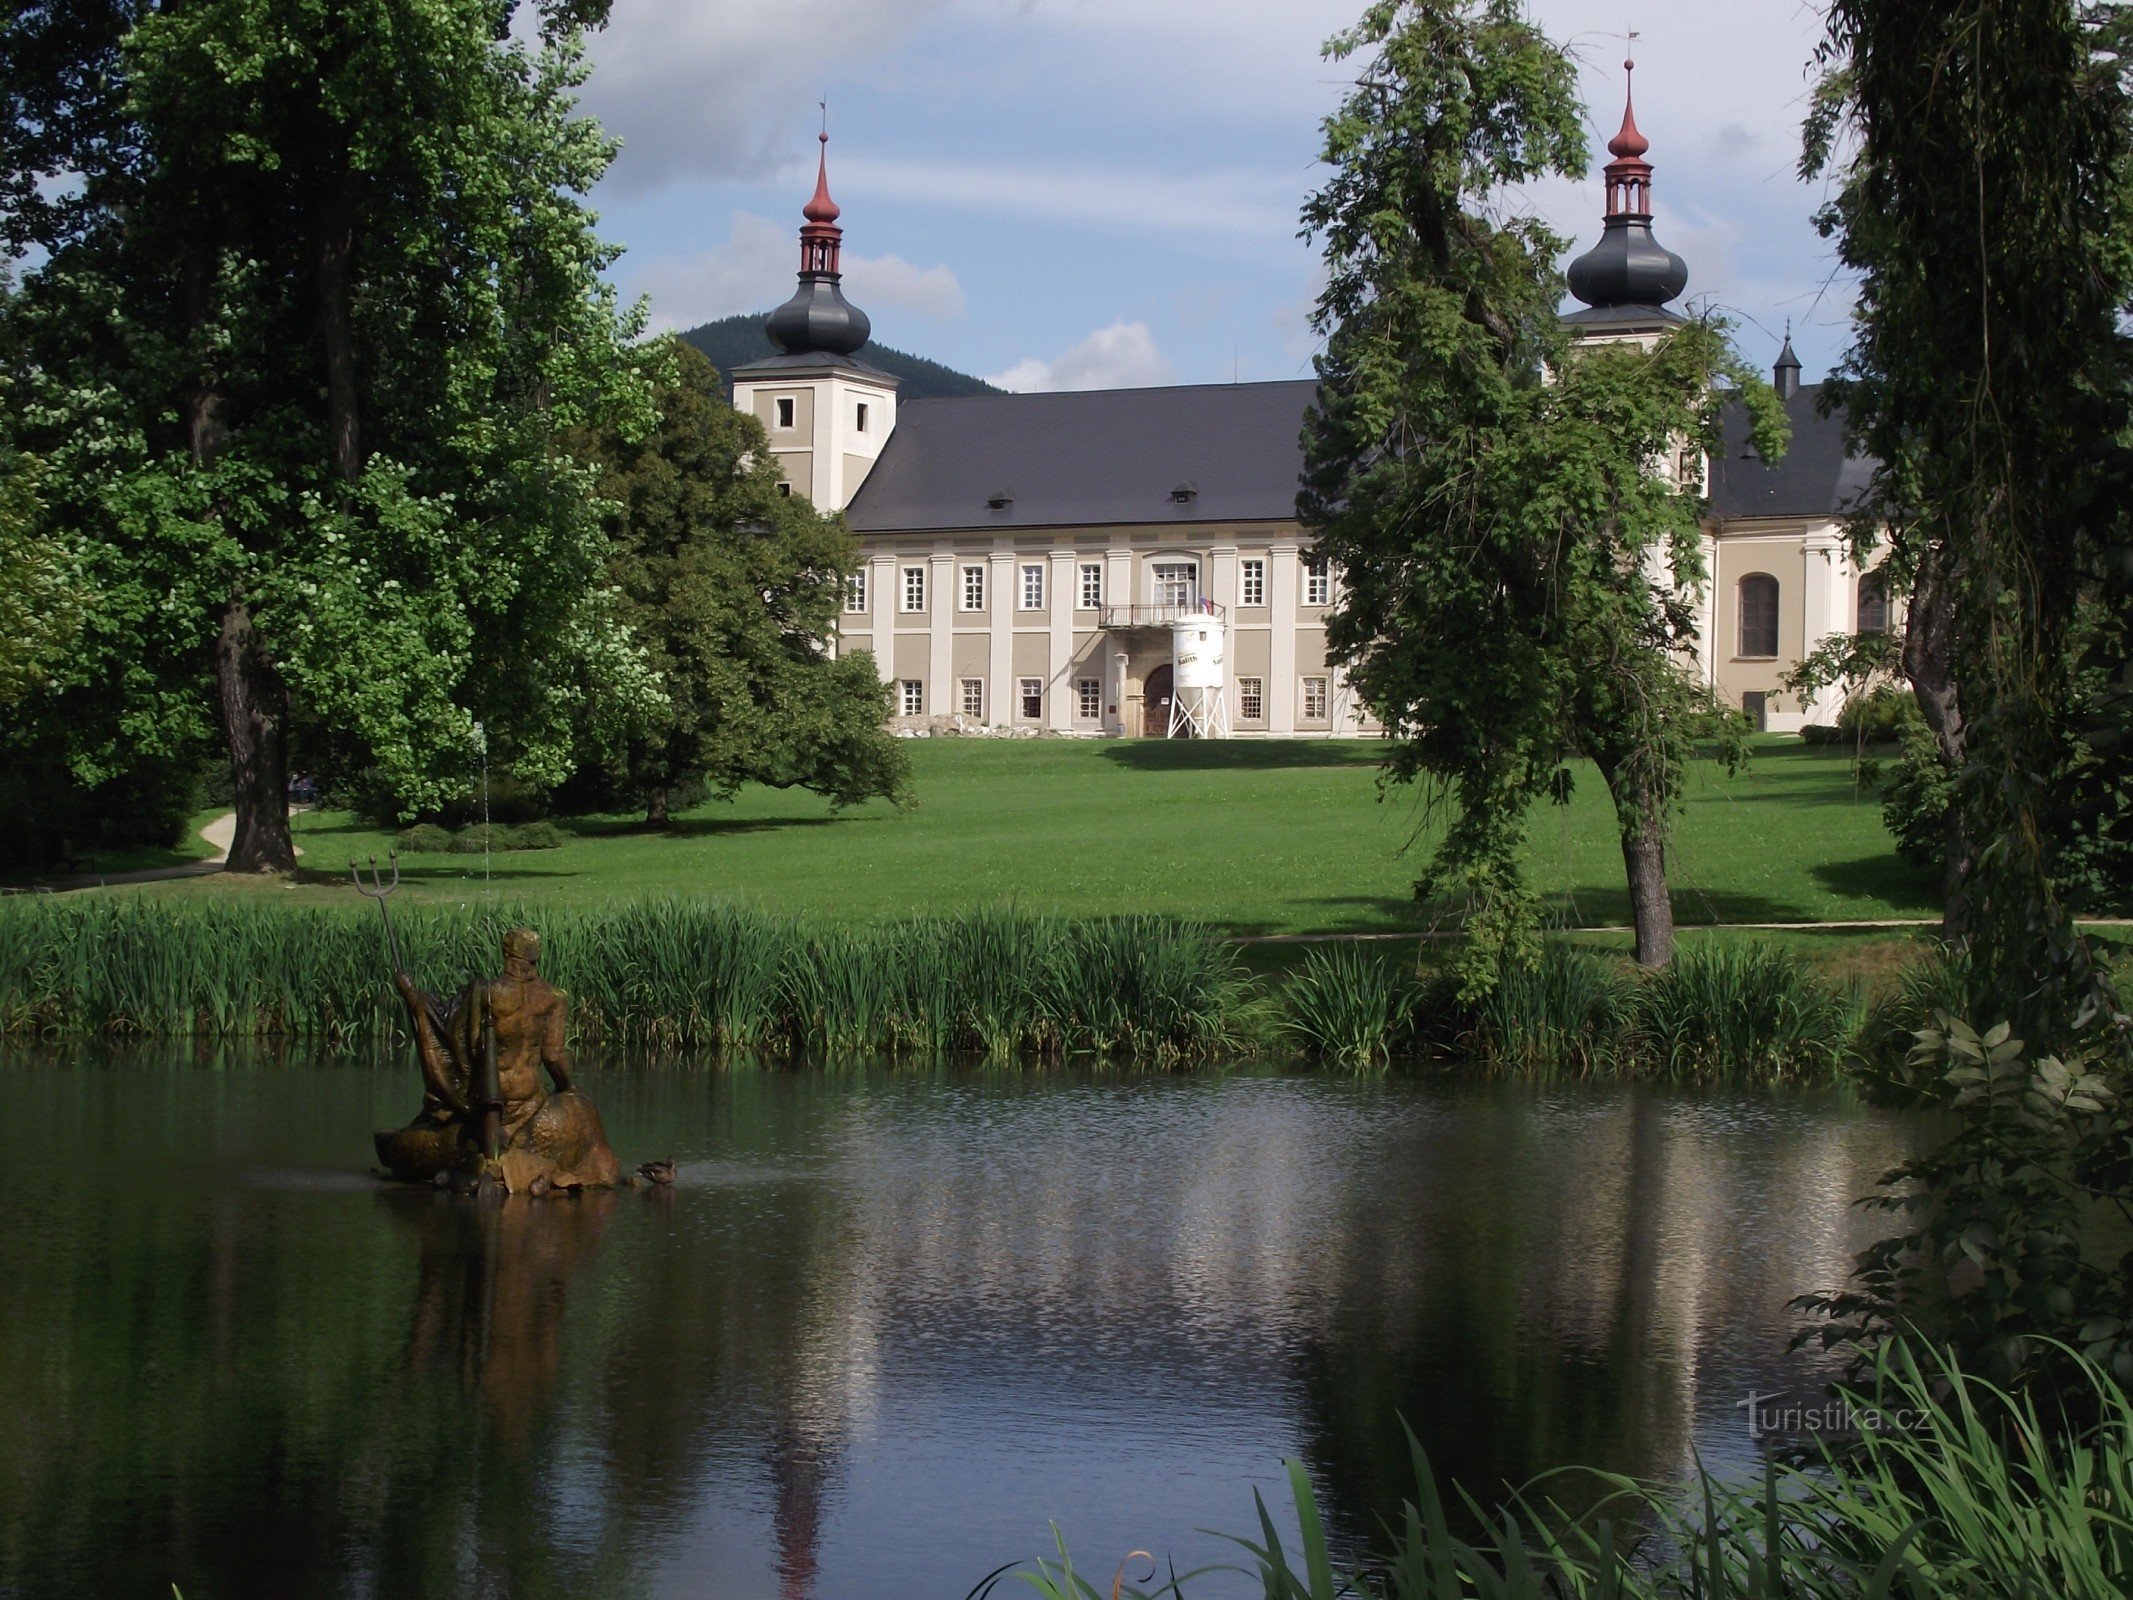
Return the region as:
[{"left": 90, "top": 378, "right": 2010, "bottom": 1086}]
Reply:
[{"left": 679, "top": 314, "right": 1001, "bottom": 400}]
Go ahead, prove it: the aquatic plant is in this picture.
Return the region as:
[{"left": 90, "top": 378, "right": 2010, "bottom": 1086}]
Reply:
[
  {"left": 1471, "top": 941, "right": 1636, "bottom": 1073},
  {"left": 981, "top": 1343, "right": 2133, "bottom": 1599},
  {"left": 1278, "top": 944, "right": 1419, "bottom": 1069},
  {"left": 1631, "top": 942, "right": 1857, "bottom": 1081},
  {"left": 0, "top": 897, "right": 1251, "bottom": 1066}
]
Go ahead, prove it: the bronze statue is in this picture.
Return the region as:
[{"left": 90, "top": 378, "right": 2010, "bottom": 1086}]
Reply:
[{"left": 360, "top": 854, "right": 621, "bottom": 1193}]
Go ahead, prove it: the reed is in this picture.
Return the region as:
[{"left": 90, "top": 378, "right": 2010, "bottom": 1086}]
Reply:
[
  {"left": 1278, "top": 944, "right": 1419, "bottom": 1069},
  {"left": 1472, "top": 941, "right": 1636, "bottom": 1073},
  {"left": 0, "top": 897, "right": 1250, "bottom": 1064},
  {"left": 982, "top": 1343, "right": 2133, "bottom": 1600},
  {"left": 1630, "top": 942, "right": 1857, "bottom": 1081}
]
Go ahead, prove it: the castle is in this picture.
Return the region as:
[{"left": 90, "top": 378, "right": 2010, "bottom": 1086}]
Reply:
[{"left": 728, "top": 71, "right": 1882, "bottom": 738}]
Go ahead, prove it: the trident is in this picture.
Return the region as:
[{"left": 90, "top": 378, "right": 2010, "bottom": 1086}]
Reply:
[{"left": 351, "top": 850, "right": 405, "bottom": 972}]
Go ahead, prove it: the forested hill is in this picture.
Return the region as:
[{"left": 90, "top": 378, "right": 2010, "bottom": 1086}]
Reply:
[{"left": 679, "top": 314, "right": 1001, "bottom": 399}]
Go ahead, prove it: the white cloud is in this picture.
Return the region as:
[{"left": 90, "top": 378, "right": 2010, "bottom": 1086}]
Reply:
[
  {"left": 581, "top": 0, "right": 949, "bottom": 195},
  {"left": 841, "top": 154, "right": 1295, "bottom": 240},
  {"left": 987, "top": 321, "right": 1176, "bottom": 392},
  {"left": 631, "top": 211, "right": 964, "bottom": 334}
]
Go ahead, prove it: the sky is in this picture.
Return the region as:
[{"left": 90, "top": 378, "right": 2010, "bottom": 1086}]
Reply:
[{"left": 576, "top": 0, "right": 1854, "bottom": 393}]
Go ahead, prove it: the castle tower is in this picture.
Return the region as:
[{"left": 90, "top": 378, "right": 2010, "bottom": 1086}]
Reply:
[
  {"left": 1563, "top": 57, "right": 1689, "bottom": 348},
  {"left": 728, "top": 131, "right": 900, "bottom": 512}
]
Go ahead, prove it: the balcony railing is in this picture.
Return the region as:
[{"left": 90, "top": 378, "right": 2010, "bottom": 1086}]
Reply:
[{"left": 1099, "top": 600, "right": 1226, "bottom": 629}]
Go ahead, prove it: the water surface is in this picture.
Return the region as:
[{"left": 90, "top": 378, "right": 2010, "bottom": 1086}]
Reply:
[{"left": 0, "top": 1052, "right": 1918, "bottom": 1599}]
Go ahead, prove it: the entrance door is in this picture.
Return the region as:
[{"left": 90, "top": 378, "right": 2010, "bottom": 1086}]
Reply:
[{"left": 1142, "top": 664, "right": 1175, "bottom": 737}]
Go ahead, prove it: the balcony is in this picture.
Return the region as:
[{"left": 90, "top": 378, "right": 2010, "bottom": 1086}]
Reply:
[{"left": 1099, "top": 600, "right": 1226, "bottom": 629}]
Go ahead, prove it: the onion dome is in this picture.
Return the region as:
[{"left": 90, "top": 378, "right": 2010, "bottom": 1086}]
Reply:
[
  {"left": 1566, "top": 59, "right": 1689, "bottom": 313},
  {"left": 765, "top": 132, "right": 871, "bottom": 357}
]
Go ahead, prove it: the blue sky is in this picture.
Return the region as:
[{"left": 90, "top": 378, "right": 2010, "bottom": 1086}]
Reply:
[{"left": 578, "top": 0, "right": 1853, "bottom": 393}]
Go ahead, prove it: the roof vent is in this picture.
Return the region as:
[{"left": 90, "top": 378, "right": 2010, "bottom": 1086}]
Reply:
[
  {"left": 1169, "top": 482, "right": 1198, "bottom": 505},
  {"left": 986, "top": 490, "right": 1013, "bottom": 510}
]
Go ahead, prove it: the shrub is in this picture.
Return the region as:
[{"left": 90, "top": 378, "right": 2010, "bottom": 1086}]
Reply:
[{"left": 393, "top": 823, "right": 456, "bottom": 854}]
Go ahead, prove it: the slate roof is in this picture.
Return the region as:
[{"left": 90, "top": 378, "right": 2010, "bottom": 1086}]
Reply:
[
  {"left": 844, "top": 379, "right": 1315, "bottom": 533},
  {"left": 1709, "top": 381, "right": 1877, "bottom": 522}
]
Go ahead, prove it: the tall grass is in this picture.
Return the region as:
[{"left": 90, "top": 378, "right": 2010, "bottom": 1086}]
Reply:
[
  {"left": 0, "top": 897, "right": 1250, "bottom": 1064},
  {"left": 1473, "top": 942, "right": 1636, "bottom": 1073},
  {"left": 983, "top": 1344, "right": 2133, "bottom": 1599},
  {"left": 1632, "top": 943, "right": 1859, "bottom": 1081},
  {"left": 1279, "top": 945, "right": 1419, "bottom": 1069}
]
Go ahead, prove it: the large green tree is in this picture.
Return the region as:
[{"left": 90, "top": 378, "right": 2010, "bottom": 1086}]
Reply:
[
  {"left": 570, "top": 342, "right": 908, "bottom": 826},
  {"left": 1802, "top": 0, "right": 2133, "bottom": 1044},
  {"left": 1299, "top": 0, "right": 1784, "bottom": 984},
  {"left": 0, "top": 0, "right": 653, "bottom": 870}
]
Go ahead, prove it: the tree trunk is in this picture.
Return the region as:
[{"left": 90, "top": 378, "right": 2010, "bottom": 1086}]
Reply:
[
  {"left": 1620, "top": 811, "right": 1676, "bottom": 969},
  {"left": 314, "top": 160, "right": 362, "bottom": 484},
  {"left": 645, "top": 784, "right": 670, "bottom": 828},
  {"left": 1595, "top": 752, "right": 1676, "bottom": 968},
  {"left": 215, "top": 596, "right": 297, "bottom": 873},
  {"left": 1901, "top": 551, "right": 1970, "bottom": 938}
]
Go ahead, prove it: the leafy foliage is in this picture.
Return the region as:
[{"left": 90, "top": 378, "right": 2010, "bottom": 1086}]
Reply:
[
  {"left": 1799, "top": 1015, "right": 2133, "bottom": 1395},
  {"left": 1298, "top": 0, "right": 1783, "bottom": 990},
  {"left": 0, "top": 0, "right": 655, "bottom": 865},
  {"left": 565, "top": 341, "right": 908, "bottom": 823}
]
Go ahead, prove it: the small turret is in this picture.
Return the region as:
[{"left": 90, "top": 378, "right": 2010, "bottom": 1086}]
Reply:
[{"left": 1773, "top": 326, "right": 1802, "bottom": 400}]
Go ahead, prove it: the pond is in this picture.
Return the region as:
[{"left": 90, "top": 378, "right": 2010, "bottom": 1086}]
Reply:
[{"left": 0, "top": 1052, "right": 1920, "bottom": 1600}]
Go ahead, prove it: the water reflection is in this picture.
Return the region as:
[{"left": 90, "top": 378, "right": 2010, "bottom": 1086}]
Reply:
[{"left": 0, "top": 1057, "right": 1918, "bottom": 1600}]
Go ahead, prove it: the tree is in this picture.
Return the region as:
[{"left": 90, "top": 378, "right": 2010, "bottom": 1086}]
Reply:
[
  {"left": 1298, "top": 0, "right": 1784, "bottom": 986},
  {"left": 1802, "top": 0, "right": 2133, "bottom": 1044},
  {"left": 0, "top": 0, "right": 654, "bottom": 871},
  {"left": 569, "top": 342, "right": 908, "bottom": 826}
]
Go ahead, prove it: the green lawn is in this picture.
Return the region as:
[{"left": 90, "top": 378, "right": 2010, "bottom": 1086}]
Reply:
[{"left": 119, "top": 736, "right": 1940, "bottom": 936}]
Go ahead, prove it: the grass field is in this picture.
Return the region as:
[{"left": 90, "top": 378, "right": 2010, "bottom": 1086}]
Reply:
[{"left": 91, "top": 736, "right": 1939, "bottom": 937}]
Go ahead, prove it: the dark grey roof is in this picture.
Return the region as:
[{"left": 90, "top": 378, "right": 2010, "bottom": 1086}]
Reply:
[
  {"left": 845, "top": 380, "right": 1315, "bottom": 533},
  {"left": 1709, "top": 382, "right": 1877, "bottom": 521},
  {"left": 729, "top": 349, "right": 899, "bottom": 385},
  {"left": 1561, "top": 301, "right": 1685, "bottom": 332}
]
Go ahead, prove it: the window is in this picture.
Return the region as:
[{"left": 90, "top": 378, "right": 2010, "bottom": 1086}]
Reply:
[
  {"left": 844, "top": 571, "right": 867, "bottom": 613},
  {"left": 901, "top": 567, "right": 927, "bottom": 613},
  {"left": 1019, "top": 678, "right": 1043, "bottom": 718},
  {"left": 1152, "top": 561, "right": 1198, "bottom": 609},
  {"left": 776, "top": 483, "right": 793, "bottom": 497},
  {"left": 776, "top": 396, "right": 795, "bottom": 430},
  {"left": 1857, "top": 572, "right": 1889, "bottom": 635},
  {"left": 1301, "top": 676, "right": 1329, "bottom": 721},
  {"left": 959, "top": 678, "right": 985, "bottom": 718},
  {"left": 1738, "top": 573, "right": 1780, "bottom": 657},
  {"left": 855, "top": 402, "right": 870, "bottom": 434},
  {"left": 1020, "top": 564, "right": 1045, "bottom": 610},
  {"left": 1076, "top": 678, "right": 1101, "bottom": 719},
  {"left": 961, "top": 565, "right": 985, "bottom": 611},
  {"left": 1240, "top": 559, "right": 1265, "bottom": 607},
  {"left": 899, "top": 679, "right": 924, "bottom": 717},
  {"left": 1079, "top": 563, "right": 1103, "bottom": 609},
  {"left": 1238, "top": 676, "right": 1264, "bottom": 721},
  {"left": 1304, "top": 553, "right": 1332, "bottom": 607},
  {"left": 1741, "top": 689, "right": 1768, "bottom": 732}
]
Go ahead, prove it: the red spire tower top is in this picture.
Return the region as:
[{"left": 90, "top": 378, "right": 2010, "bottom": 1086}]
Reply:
[
  {"left": 799, "top": 131, "right": 843, "bottom": 275},
  {"left": 1601, "top": 58, "right": 1654, "bottom": 218}
]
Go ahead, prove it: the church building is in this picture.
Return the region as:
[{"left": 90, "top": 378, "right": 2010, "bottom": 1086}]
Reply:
[{"left": 729, "top": 74, "right": 1883, "bottom": 738}]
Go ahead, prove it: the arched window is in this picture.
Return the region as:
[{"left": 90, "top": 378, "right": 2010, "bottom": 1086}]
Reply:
[
  {"left": 1738, "top": 573, "right": 1780, "bottom": 658},
  {"left": 1857, "top": 571, "right": 1889, "bottom": 635}
]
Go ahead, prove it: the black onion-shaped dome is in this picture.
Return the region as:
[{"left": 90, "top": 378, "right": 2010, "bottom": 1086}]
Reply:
[
  {"left": 765, "top": 276, "right": 870, "bottom": 356},
  {"left": 1566, "top": 219, "right": 1688, "bottom": 310}
]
